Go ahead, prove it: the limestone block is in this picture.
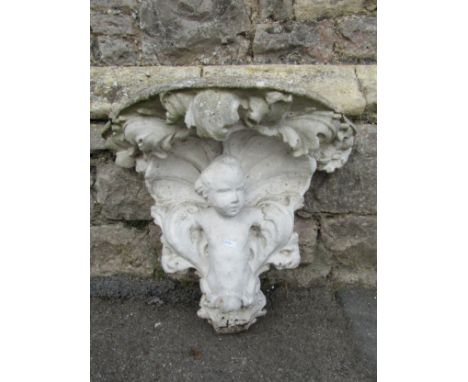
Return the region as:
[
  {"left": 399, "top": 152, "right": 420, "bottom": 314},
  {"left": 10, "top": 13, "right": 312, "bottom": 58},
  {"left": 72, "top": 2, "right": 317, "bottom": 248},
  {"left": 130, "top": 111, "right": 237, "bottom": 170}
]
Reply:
[
  {"left": 141, "top": 35, "right": 250, "bottom": 66},
  {"left": 267, "top": 218, "right": 332, "bottom": 287},
  {"left": 95, "top": 161, "right": 153, "bottom": 221},
  {"left": 202, "top": 65, "right": 366, "bottom": 116},
  {"left": 319, "top": 214, "right": 376, "bottom": 269},
  {"left": 294, "top": 0, "right": 374, "bottom": 21},
  {"left": 266, "top": 214, "right": 376, "bottom": 287},
  {"left": 355, "top": 64, "right": 377, "bottom": 117},
  {"left": 253, "top": 17, "right": 376, "bottom": 64},
  {"left": 91, "top": 223, "right": 162, "bottom": 277},
  {"left": 294, "top": 217, "right": 319, "bottom": 264},
  {"left": 258, "top": 0, "right": 293, "bottom": 21},
  {"left": 90, "top": 66, "right": 201, "bottom": 119},
  {"left": 91, "top": 11, "right": 136, "bottom": 35},
  {"left": 90, "top": 0, "right": 138, "bottom": 9},
  {"left": 91, "top": 173, "right": 97, "bottom": 222},
  {"left": 266, "top": 263, "right": 332, "bottom": 288},
  {"left": 138, "top": 0, "right": 251, "bottom": 65},
  {"left": 329, "top": 267, "right": 376, "bottom": 286},
  {"left": 253, "top": 20, "right": 337, "bottom": 65},
  {"left": 91, "top": 65, "right": 370, "bottom": 119},
  {"left": 95, "top": 35, "right": 137, "bottom": 66},
  {"left": 334, "top": 15, "right": 377, "bottom": 61},
  {"left": 304, "top": 123, "right": 376, "bottom": 214},
  {"left": 90, "top": 123, "right": 107, "bottom": 152}
]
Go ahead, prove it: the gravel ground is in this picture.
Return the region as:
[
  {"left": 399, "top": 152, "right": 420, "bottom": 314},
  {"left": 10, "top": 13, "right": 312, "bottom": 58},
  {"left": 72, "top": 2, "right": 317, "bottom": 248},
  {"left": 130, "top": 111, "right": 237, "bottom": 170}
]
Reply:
[{"left": 91, "top": 278, "right": 376, "bottom": 382}]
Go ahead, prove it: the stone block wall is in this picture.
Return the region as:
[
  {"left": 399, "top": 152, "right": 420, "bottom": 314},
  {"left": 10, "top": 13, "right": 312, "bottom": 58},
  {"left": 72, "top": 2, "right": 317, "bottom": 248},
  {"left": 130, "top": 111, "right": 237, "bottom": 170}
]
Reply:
[
  {"left": 91, "top": 0, "right": 376, "bottom": 66},
  {"left": 90, "top": 1, "right": 377, "bottom": 288}
]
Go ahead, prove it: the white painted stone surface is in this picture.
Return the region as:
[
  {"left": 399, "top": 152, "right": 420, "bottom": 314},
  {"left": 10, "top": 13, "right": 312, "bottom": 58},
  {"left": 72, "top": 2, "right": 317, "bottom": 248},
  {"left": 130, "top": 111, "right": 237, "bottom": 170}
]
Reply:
[{"left": 106, "top": 86, "right": 356, "bottom": 332}]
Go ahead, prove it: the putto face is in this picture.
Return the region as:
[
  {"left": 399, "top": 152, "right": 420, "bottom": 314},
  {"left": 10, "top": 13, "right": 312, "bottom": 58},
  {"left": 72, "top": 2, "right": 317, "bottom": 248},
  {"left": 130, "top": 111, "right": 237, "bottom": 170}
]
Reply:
[
  {"left": 207, "top": 173, "right": 245, "bottom": 217},
  {"left": 195, "top": 155, "right": 247, "bottom": 217}
]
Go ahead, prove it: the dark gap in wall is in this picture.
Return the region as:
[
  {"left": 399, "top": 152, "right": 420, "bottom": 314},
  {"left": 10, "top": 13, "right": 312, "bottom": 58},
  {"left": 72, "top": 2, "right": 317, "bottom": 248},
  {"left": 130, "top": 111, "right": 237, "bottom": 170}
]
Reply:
[{"left": 122, "top": 220, "right": 152, "bottom": 230}]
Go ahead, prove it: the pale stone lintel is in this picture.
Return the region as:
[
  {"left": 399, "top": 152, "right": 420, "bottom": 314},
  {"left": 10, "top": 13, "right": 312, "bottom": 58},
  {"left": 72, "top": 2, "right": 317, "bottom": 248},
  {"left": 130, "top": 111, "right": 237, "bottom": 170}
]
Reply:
[
  {"left": 294, "top": 0, "right": 376, "bottom": 22},
  {"left": 355, "top": 65, "right": 377, "bottom": 109},
  {"left": 90, "top": 65, "right": 376, "bottom": 120}
]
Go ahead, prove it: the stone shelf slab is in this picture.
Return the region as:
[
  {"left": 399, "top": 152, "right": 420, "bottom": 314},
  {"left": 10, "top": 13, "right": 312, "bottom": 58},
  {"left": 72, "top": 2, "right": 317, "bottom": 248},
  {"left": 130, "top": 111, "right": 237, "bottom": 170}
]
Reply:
[{"left": 90, "top": 65, "right": 375, "bottom": 119}]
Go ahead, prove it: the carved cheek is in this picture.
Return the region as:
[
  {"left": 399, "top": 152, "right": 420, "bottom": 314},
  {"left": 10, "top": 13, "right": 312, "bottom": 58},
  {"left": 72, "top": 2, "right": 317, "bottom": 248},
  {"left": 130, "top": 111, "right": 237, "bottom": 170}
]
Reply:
[
  {"left": 216, "top": 193, "right": 229, "bottom": 206},
  {"left": 208, "top": 191, "right": 223, "bottom": 207}
]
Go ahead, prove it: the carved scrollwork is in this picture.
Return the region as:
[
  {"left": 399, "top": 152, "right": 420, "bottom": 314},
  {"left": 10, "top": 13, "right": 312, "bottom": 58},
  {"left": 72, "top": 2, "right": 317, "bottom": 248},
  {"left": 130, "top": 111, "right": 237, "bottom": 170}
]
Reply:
[{"left": 105, "top": 84, "right": 356, "bottom": 333}]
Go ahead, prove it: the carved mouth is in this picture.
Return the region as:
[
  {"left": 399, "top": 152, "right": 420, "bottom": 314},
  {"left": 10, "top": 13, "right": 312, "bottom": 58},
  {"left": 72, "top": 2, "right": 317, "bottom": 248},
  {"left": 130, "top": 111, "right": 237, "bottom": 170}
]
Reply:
[{"left": 227, "top": 206, "right": 240, "bottom": 214}]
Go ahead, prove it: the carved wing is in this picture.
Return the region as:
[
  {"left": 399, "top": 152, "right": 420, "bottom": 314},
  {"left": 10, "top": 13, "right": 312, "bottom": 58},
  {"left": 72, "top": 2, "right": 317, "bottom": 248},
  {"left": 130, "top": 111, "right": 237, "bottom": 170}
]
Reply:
[
  {"left": 115, "top": 116, "right": 222, "bottom": 275},
  {"left": 143, "top": 136, "right": 222, "bottom": 212},
  {"left": 144, "top": 136, "right": 222, "bottom": 275},
  {"left": 223, "top": 130, "right": 316, "bottom": 210},
  {"left": 247, "top": 201, "right": 300, "bottom": 275},
  {"left": 222, "top": 130, "right": 313, "bottom": 274}
]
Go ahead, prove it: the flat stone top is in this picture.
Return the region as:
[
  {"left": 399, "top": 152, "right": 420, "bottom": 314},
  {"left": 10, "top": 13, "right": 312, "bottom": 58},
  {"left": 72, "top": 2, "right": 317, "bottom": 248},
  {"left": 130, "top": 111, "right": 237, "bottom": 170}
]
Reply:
[{"left": 90, "top": 65, "right": 376, "bottom": 120}]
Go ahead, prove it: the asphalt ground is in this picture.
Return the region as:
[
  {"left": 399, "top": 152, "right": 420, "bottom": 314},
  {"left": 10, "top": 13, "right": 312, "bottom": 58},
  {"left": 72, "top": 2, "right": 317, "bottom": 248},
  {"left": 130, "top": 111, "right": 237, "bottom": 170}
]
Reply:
[{"left": 91, "top": 278, "right": 376, "bottom": 382}]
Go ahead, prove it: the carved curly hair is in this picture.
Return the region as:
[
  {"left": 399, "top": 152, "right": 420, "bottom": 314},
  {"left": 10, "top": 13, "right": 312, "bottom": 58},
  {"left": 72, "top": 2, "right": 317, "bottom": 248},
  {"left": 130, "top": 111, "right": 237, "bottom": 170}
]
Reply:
[{"left": 194, "top": 155, "right": 245, "bottom": 199}]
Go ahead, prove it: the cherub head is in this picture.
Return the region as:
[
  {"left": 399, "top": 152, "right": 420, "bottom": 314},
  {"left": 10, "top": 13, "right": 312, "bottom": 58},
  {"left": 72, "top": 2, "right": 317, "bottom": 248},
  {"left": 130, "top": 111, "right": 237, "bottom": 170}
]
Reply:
[{"left": 195, "top": 155, "right": 246, "bottom": 217}]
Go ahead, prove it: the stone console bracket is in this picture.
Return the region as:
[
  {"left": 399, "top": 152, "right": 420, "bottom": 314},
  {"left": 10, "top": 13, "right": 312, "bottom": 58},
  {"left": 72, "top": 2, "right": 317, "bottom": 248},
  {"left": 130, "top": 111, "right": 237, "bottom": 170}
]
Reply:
[{"left": 103, "top": 75, "right": 357, "bottom": 333}]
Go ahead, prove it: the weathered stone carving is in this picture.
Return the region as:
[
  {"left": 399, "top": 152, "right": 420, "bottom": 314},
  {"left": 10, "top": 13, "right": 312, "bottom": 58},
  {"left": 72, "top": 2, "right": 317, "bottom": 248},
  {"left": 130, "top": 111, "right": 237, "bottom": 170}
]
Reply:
[{"left": 105, "top": 83, "right": 355, "bottom": 333}]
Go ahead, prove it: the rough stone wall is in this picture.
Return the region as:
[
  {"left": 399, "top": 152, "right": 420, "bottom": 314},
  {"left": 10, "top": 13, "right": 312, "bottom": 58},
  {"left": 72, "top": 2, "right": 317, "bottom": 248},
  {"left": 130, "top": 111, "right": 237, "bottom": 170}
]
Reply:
[
  {"left": 90, "top": 1, "right": 376, "bottom": 288},
  {"left": 91, "top": 0, "right": 376, "bottom": 66}
]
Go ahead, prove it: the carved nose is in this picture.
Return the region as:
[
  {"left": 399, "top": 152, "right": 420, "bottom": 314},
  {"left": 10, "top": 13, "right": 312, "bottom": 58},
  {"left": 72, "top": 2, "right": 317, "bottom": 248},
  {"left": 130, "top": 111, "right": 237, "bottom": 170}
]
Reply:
[{"left": 220, "top": 296, "right": 242, "bottom": 313}]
